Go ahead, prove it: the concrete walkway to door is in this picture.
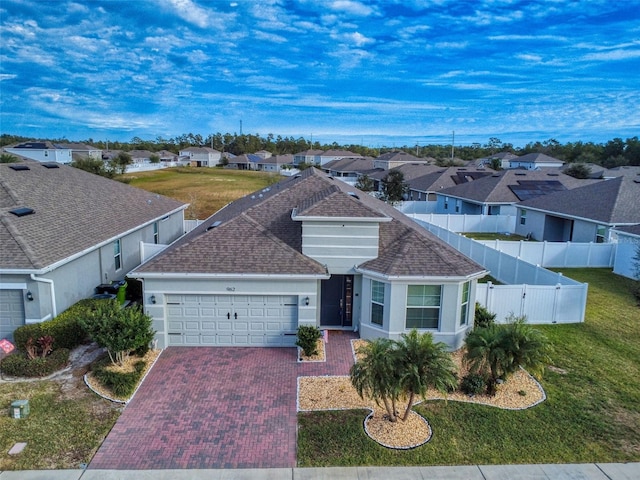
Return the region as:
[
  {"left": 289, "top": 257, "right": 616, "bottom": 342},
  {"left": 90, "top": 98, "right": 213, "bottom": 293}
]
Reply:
[{"left": 89, "top": 331, "right": 358, "bottom": 470}]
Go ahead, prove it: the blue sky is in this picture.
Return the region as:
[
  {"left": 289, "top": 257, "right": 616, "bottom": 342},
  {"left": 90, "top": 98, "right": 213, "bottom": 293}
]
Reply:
[{"left": 1, "top": 0, "right": 639, "bottom": 148}]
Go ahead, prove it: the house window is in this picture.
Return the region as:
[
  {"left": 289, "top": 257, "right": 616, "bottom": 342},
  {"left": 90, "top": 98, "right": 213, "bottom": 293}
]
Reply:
[
  {"left": 153, "top": 222, "right": 159, "bottom": 244},
  {"left": 406, "top": 285, "right": 441, "bottom": 329},
  {"left": 455, "top": 200, "right": 461, "bottom": 213},
  {"left": 520, "top": 209, "right": 527, "bottom": 225},
  {"left": 444, "top": 197, "right": 449, "bottom": 210},
  {"left": 460, "top": 282, "right": 470, "bottom": 326},
  {"left": 114, "top": 239, "right": 122, "bottom": 271},
  {"left": 596, "top": 225, "right": 607, "bottom": 243},
  {"left": 371, "top": 280, "right": 385, "bottom": 326}
]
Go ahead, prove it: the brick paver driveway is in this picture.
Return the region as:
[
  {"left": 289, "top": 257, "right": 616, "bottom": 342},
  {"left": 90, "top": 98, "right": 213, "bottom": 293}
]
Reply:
[{"left": 90, "top": 347, "right": 300, "bottom": 469}]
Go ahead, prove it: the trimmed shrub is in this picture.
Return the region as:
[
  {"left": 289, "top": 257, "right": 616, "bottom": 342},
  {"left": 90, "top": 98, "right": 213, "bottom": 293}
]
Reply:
[
  {"left": 296, "top": 325, "right": 322, "bottom": 356},
  {"left": 460, "top": 372, "right": 487, "bottom": 395},
  {"left": 474, "top": 302, "right": 497, "bottom": 329},
  {"left": 13, "top": 298, "right": 101, "bottom": 351},
  {"left": 92, "top": 358, "right": 146, "bottom": 397},
  {"left": 0, "top": 348, "right": 70, "bottom": 377}
]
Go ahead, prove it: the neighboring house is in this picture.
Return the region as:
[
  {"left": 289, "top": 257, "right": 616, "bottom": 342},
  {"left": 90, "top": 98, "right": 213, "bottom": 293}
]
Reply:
[
  {"left": 157, "top": 150, "right": 180, "bottom": 162},
  {"left": 507, "top": 153, "right": 565, "bottom": 170},
  {"left": 473, "top": 151, "right": 518, "bottom": 169},
  {"left": 179, "top": 147, "right": 222, "bottom": 167},
  {"left": 293, "top": 149, "right": 360, "bottom": 166},
  {"left": 256, "top": 154, "right": 293, "bottom": 173},
  {"left": 611, "top": 225, "right": 640, "bottom": 279},
  {"left": 373, "top": 151, "right": 429, "bottom": 170},
  {"left": 129, "top": 150, "right": 155, "bottom": 163},
  {"left": 514, "top": 175, "right": 640, "bottom": 242},
  {"left": 435, "top": 170, "right": 598, "bottom": 216},
  {"left": 54, "top": 142, "right": 103, "bottom": 161},
  {"left": 227, "top": 154, "right": 262, "bottom": 170},
  {"left": 130, "top": 168, "right": 487, "bottom": 350},
  {"left": 322, "top": 157, "right": 377, "bottom": 185},
  {"left": 4, "top": 142, "right": 73, "bottom": 164},
  {"left": 254, "top": 150, "right": 272, "bottom": 159},
  {"left": 0, "top": 160, "right": 187, "bottom": 342}
]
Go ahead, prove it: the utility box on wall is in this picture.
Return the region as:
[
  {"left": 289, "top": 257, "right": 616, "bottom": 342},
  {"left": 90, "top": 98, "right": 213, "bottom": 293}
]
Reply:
[{"left": 10, "top": 400, "right": 29, "bottom": 419}]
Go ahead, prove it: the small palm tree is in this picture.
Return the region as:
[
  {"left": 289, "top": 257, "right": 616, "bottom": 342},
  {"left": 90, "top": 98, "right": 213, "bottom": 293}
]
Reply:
[
  {"left": 396, "top": 330, "right": 457, "bottom": 420},
  {"left": 464, "top": 315, "right": 552, "bottom": 395},
  {"left": 350, "top": 338, "right": 401, "bottom": 422}
]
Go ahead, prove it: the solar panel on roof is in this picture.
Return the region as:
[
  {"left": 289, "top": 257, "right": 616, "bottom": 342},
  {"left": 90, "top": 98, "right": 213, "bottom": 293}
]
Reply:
[
  {"left": 10, "top": 207, "right": 35, "bottom": 217},
  {"left": 9, "top": 164, "right": 30, "bottom": 171},
  {"left": 509, "top": 180, "right": 566, "bottom": 201}
]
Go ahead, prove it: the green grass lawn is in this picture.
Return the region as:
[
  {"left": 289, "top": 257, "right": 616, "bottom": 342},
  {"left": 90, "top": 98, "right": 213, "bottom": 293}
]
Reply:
[
  {"left": 0, "top": 380, "right": 120, "bottom": 470},
  {"left": 463, "top": 232, "right": 531, "bottom": 241},
  {"left": 120, "top": 167, "right": 280, "bottom": 219},
  {"left": 297, "top": 268, "right": 640, "bottom": 466}
]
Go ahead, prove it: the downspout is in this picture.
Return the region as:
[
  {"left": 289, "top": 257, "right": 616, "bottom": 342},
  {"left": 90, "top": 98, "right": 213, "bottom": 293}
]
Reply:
[{"left": 30, "top": 274, "right": 57, "bottom": 318}]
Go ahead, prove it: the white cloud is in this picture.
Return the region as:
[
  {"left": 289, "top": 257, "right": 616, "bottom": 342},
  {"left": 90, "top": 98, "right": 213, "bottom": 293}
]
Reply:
[
  {"left": 160, "top": 0, "right": 211, "bottom": 28},
  {"left": 328, "top": 0, "right": 377, "bottom": 17},
  {"left": 0, "top": 74, "right": 17, "bottom": 81},
  {"left": 582, "top": 49, "right": 640, "bottom": 61},
  {"left": 254, "top": 30, "right": 288, "bottom": 44}
]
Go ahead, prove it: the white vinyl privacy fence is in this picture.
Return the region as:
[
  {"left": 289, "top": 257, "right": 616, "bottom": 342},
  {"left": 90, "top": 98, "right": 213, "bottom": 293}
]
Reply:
[
  {"left": 476, "top": 240, "right": 615, "bottom": 268},
  {"left": 413, "top": 219, "right": 587, "bottom": 324},
  {"left": 408, "top": 213, "right": 516, "bottom": 233}
]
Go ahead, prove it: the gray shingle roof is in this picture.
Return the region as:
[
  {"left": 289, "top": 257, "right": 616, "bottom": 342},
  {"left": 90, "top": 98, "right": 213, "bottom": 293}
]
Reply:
[
  {"left": 438, "top": 170, "right": 599, "bottom": 204},
  {"left": 135, "top": 168, "right": 484, "bottom": 278},
  {"left": 512, "top": 153, "right": 564, "bottom": 164},
  {"left": 0, "top": 160, "right": 186, "bottom": 271},
  {"left": 518, "top": 176, "right": 640, "bottom": 224}
]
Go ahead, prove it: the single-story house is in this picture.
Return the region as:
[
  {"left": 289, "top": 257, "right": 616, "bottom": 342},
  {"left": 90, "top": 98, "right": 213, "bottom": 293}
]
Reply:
[
  {"left": 130, "top": 168, "right": 487, "bottom": 350},
  {"left": 435, "top": 170, "right": 599, "bottom": 216},
  {"left": 514, "top": 175, "right": 640, "bottom": 242},
  {"left": 507, "top": 153, "right": 565, "bottom": 170},
  {"left": 53, "top": 143, "right": 103, "bottom": 161},
  {"left": 322, "top": 157, "right": 378, "bottom": 185},
  {"left": 0, "top": 160, "right": 187, "bottom": 341},
  {"left": 255, "top": 154, "right": 293, "bottom": 173},
  {"left": 4, "top": 142, "right": 73, "bottom": 164}
]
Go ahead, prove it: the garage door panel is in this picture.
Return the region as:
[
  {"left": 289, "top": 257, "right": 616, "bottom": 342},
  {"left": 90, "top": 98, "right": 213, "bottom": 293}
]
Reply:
[{"left": 165, "top": 294, "right": 299, "bottom": 346}]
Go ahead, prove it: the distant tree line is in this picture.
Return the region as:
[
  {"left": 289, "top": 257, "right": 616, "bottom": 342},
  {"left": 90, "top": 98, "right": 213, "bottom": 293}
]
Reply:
[{"left": 2, "top": 133, "right": 639, "bottom": 167}]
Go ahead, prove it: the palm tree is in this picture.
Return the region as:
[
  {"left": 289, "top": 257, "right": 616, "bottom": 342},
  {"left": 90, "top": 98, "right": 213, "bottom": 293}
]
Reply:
[
  {"left": 350, "top": 338, "right": 401, "bottom": 422},
  {"left": 396, "top": 330, "right": 458, "bottom": 420},
  {"left": 464, "top": 316, "right": 552, "bottom": 395}
]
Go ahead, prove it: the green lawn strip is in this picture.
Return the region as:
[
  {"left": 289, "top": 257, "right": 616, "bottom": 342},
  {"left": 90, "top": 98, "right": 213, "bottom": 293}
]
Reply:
[
  {"left": 0, "top": 381, "right": 119, "bottom": 470},
  {"left": 297, "top": 268, "right": 640, "bottom": 466},
  {"left": 463, "top": 233, "right": 531, "bottom": 241}
]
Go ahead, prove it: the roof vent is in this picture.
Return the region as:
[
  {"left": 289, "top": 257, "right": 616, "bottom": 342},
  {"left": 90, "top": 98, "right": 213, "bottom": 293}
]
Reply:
[
  {"left": 492, "top": 174, "right": 501, "bottom": 177},
  {"left": 547, "top": 173, "right": 559, "bottom": 176},
  {"left": 515, "top": 173, "right": 526, "bottom": 176},
  {"left": 206, "top": 221, "right": 222, "bottom": 231},
  {"left": 9, "top": 164, "right": 30, "bottom": 171},
  {"left": 10, "top": 207, "right": 35, "bottom": 217},
  {"left": 42, "top": 162, "right": 59, "bottom": 169},
  {"left": 347, "top": 192, "right": 360, "bottom": 200}
]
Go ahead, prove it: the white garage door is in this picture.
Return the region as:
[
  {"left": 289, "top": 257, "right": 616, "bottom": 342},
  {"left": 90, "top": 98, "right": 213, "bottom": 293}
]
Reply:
[
  {"left": 166, "top": 294, "right": 299, "bottom": 347},
  {"left": 0, "top": 290, "right": 25, "bottom": 341}
]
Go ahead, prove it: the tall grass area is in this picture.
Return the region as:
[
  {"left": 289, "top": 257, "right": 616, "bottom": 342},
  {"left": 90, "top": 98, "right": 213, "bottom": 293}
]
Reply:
[
  {"left": 120, "top": 167, "right": 280, "bottom": 219},
  {"left": 298, "top": 268, "right": 640, "bottom": 466}
]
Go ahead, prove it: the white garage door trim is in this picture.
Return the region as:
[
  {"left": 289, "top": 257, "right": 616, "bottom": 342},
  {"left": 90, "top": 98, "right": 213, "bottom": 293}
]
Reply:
[
  {"left": 0, "top": 290, "right": 26, "bottom": 341},
  {"left": 166, "top": 294, "right": 299, "bottom": 346}
]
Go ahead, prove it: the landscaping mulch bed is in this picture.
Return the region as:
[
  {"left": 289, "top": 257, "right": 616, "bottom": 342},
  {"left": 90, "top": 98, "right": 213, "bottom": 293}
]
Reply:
[
  {"left": 298, "top": 339, "right": 546, "bottom": 449},
  {"left": 84, "top": 349, "right": 161, "bottom": 403},
  {"left": 298, "top": 338, "right": 326, "bottom": 362}
]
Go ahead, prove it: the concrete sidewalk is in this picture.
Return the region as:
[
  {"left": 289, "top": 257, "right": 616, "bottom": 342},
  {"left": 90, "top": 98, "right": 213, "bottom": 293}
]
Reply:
[{"left": 0, "top": 463, "right": 638, "bottom": 479}]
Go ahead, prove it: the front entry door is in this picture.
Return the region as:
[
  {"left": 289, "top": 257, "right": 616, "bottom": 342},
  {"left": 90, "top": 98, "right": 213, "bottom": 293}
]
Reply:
[{"left": 320, "top": 275, "right": 353, "bottom": 328}]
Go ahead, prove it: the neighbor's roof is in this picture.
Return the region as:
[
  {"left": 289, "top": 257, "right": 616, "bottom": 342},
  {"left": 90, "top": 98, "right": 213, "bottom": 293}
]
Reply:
[
  {"left": 517, "top": 176, "right": 640, "bottom": 225},
  {"left": 510, "top": 153, "right": 564, "bottom": 164},
  {"left": 0, "top": 160, "right": 186, "bottom": 271},
  {"left": 437, "top": 170, "right": 600, "bottom": 204},
  {"left": 133, "top": 168, "right": 485, "bottom": 278},
  {"left": 375, "top": 151, "right": 423, "bottom": 163},
  {"left": 322, "top": 156, "right": 376, "bottom": 173}
]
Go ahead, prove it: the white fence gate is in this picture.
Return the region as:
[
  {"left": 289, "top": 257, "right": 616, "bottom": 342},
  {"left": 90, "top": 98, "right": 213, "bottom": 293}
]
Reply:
[{"left": 413, "top": 219, "right": 588, "bottom": 324}]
